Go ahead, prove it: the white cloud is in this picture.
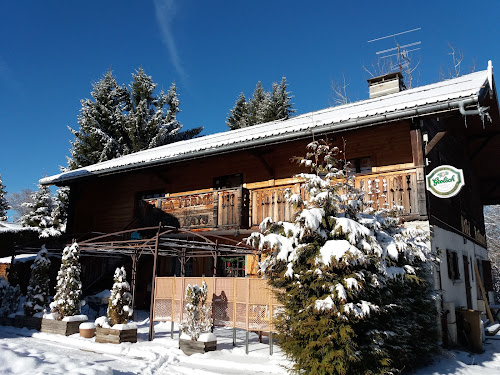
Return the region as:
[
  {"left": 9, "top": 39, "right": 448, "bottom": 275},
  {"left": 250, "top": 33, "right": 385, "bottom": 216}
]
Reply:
[{"left": 153, "top": 0, "right": 187, "bottom": 83}]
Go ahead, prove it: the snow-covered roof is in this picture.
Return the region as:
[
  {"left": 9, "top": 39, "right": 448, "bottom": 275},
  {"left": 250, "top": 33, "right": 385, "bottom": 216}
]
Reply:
[
  {"left": 0, "top": 254, "right": 37, "bottom": 264},
  {"left": 41, "top": 67, "right": 495, "bottom": 186},
  {"left": 0, "top": 222, "right": 25, "bottom": 232}
]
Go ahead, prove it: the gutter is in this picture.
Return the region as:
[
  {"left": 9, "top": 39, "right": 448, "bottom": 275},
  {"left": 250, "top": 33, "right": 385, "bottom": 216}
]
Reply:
[{"left": 41, "top": 96, "right": 481, "bottom": 186}]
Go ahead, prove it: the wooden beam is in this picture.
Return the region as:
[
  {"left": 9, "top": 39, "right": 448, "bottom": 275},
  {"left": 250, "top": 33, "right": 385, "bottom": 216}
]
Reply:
[
  {"left": 474, "top": 261, "right": 495, "bottom": 324},
  {"left": 425, "top": 131, "right": 447, "bottom": 155},
  {"left": 410, "top": 128, "right": 427, "bottom": 216},
  {"left": 250, "top": 151, "right": 274, "bottom": 178}
]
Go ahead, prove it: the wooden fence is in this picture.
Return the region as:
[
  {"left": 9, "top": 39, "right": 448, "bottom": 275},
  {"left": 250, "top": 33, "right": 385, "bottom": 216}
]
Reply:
[{"left": 153, "top": 277, "right": 282, "bottom": 333}]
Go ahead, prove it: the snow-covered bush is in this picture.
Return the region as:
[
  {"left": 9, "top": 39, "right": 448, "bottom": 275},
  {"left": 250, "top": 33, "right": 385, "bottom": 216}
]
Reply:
[
  {"left": 50, "top": 243, "right": 82, "bottom": 320},
  {"left": 180, "top": 281, "right": 213, "bottom": 341},
  {"left": 24, "top": 245, "right": 52, "bottom": 317},
  {"left": 0, "top": 277, "right": 21, "bottom": 317},
  {"left": 107, "top": 267, "right": 133, "bottom": 325},
  {"left": 247, "top": 140, "right": 438, "bottom": 375}
]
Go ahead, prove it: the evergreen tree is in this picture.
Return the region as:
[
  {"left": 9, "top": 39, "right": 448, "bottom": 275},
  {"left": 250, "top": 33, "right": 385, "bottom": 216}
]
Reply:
[
  {"left": 68, "top": 71, "right": 130, "bottom": 169},
  {"left": 267, "top": 77, "right": 295, "bottom": 122},
  {"left": 68, "top": 68, "right": 203, "bottom": 170},
  {"left": 226, "top": 77, "right": 295, "bottom": 130},
  {"left": 50, "top": 243, "right": 82, "bottom": 319},
  {"left": 52, "top": 186, "right": 70, "bottom": 233},
  {"left": 107, "top": 266, "right": 133, "bottom": 325},
  {"left": 248, "top": 140, "right": 438, "bottom": 374},
  {"left": 0, "top": 277, "right": 20, "bottom": 317},
  {"left": 248, "top": 81, "right": 271, "bottom": 126},
  {"left": 126, "top": 71, "right": 202, "bottom": 151},
  {"left": 20, "top": 184, "right": 60, "bottom": 238},
  {"left": 23, "top": 245, "right": 51, "bottom": 317},
  {"left": 181, "top": 281, "right": 212, "bottom": 340},
  {"left": 0, "top": 173, "right": 10, "bottom": 221},
  {"left": 226, "top": 93, "right": 248, "bottom": 130}
]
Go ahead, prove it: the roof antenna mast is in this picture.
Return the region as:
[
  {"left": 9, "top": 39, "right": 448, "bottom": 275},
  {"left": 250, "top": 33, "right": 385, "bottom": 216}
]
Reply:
[{"left": 367, "top": 28, "right": 422, "bottom": 88}]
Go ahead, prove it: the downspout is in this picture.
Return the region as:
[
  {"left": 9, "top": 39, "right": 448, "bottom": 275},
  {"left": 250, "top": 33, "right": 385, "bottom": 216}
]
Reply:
[{"left": 458, "top": 101, "right": 491, "bottom": 128}]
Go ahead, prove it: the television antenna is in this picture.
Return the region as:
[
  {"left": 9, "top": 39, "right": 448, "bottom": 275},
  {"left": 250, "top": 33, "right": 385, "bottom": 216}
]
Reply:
[{"left": 367, "top": 28, "right": 422, "bottom": 75}]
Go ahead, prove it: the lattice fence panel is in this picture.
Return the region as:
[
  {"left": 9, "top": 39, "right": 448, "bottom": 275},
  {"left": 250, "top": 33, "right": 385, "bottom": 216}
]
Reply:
[
  {"left": 248, "top": 304, "right": 271, "bottom": 331},
  {"left": 235, "top": 303, "right": 247, "bottom": 329},
  {"left": 213, "top": 301, "right": 233, "bottom": 327},
  {"left": 154, "top": 299, "right": 173, "bottom": 321}
]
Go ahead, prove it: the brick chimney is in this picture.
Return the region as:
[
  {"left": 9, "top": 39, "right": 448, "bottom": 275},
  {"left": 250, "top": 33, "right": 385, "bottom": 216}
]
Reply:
[{"left": 367, "top": 71, "right": 405, "bottom": 98}]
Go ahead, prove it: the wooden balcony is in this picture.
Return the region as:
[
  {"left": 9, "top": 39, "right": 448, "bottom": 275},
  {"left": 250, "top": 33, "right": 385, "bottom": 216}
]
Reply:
[
  {"left": 142, "top": 187, "right": 249, "bottom": 230},
  {"left": 141, "top": 169, "right": 422, "bottom": 231},
  {"left": 354, "top": 169, "right": 420, "bottom": 216}
]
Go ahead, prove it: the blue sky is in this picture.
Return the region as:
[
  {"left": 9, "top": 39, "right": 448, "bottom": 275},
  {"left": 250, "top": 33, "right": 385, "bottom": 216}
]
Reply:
[{"left": 1, "top": 0, "right": 499, "bottom": 218}]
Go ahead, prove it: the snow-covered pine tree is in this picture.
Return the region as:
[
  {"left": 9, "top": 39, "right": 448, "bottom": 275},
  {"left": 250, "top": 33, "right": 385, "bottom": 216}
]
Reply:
[
  {"left": 23, "top": 245, "right": 51, "bottom": 317},
  {"left": 248, "top": 139, "right": 438, "bottom": 375},
  {"left": 0, "top": 173, "right": 10, "bottom": 221},
  {"left": 0, "top": 277, "right": 21, "bottom": 317},
  {"left": 20, "top": 184, "right": 59, "bottom": 238},
  {"left": 247, "top": 81, "right": 271, "bottom": 126},
  {"left": 126, "top": 69, "right": 202, "bottom": 153},
  {"left": 68, "top": 71, "right": 130, "bottom": 170},
  {"left": 181, "top": 281, "right": 212, "bottom": 340},
  {"left": 52, "top": 186, "right": 69, "bottom": 233},
  {"left": 107, "top": 266, "right": 133, "bottom": 325},
  {"left": 50, "top": 242, "right": 82, "bottom": 320},
  {"left": 226, "top": 93, "right": 249, "bottom": 130},
  {"left": 226, "top": 78, "right": 295, "bottom": 130},
  {"left": 267, "top": 77, "right": 295, "bottom": 122}
]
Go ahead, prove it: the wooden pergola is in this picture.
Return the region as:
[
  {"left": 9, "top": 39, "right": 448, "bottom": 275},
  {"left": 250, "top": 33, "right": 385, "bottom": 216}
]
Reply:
[{"left": 76, "top": 224, "right": 258, "bottom": 340}]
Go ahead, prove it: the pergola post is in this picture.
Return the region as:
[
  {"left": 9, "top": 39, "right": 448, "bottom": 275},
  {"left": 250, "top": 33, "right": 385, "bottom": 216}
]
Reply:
[
  {"left": 148, "top": 223, "right": 161, "bottom": 341},
  {"left": 131, "top": 250, "right": 139, "bottom": 320}
]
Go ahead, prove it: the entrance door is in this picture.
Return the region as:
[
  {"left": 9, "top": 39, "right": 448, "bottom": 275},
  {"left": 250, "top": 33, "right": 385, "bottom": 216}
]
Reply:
[{"left": 463, "top": 255, "right": 473, "bottom": 309}]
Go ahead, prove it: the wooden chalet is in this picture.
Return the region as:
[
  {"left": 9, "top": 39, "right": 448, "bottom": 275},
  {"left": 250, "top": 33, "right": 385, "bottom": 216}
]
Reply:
[{"left": 40, "top": 63, "right": 500, "bottom": 342}]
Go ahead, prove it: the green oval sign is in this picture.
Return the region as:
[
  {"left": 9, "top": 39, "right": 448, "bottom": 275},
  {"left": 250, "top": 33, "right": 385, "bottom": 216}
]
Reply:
[{"left": 426, "top": 165, "right": 465, "bottom": 198}]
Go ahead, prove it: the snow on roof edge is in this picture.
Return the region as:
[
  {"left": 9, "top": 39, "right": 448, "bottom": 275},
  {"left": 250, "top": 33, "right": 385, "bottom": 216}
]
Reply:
[{"left": 41, "top": 69, "right": 492, "bottom": 186}]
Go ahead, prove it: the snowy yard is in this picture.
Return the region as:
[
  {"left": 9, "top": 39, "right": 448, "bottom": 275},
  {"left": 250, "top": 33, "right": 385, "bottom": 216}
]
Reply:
[{"left": 1, "top": 312, "right": 500, "bottom": 374}]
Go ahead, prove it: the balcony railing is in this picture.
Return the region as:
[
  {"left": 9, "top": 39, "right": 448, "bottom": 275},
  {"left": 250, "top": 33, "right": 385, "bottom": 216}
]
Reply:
[
  {"left": 354, "top": 169, "right": 419, "bottom": 215},
  {"left": 142, "top": 187, "right": 249, "bottom": 230},
  {"left": 141, "top": 169, "right": 420, "bottom": 231}
]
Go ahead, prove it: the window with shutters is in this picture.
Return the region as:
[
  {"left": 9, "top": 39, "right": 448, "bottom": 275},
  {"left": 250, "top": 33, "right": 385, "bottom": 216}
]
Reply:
[{"left": 446, "top": 250, "right": 460, "bottom": 280}]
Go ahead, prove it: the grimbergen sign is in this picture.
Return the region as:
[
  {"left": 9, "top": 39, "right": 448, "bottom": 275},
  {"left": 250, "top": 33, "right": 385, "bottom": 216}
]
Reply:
[{"left": 426, "top": 165, "right": 465, "bottom": 198}]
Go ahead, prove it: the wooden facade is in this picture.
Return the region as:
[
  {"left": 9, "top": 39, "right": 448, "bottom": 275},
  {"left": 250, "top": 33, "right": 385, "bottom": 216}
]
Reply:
[{"left": 68, "top": 121, "right": 416, "bottom": 235}]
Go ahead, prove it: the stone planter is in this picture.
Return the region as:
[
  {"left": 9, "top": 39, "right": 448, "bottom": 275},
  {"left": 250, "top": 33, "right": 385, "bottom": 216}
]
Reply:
[
  {"left": 41, "top": 317, "right": 88, "bottom": 336},
  {"left": 14, "top": 315, "right": 42, "bottom": 330},
  {"left": 95, "top": 326, "right": 137, "bottom": 344},
  {"left": 179, "top": 338, "right": 217, "bottom": 355},
  {"left": 79, "top": 322, "right": 96, "bottom": 338}
]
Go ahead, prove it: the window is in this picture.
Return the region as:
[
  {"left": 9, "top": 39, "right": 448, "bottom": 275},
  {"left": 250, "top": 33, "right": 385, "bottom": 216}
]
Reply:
[
  {"left": 213, "top": 173, "right": 242, "bottom": 190},
  {"left": 347, "top": 157, "right": 372, "bottom": 174},
  {"left": 446, "top": 250, "right": 460, "bottom": 280}
]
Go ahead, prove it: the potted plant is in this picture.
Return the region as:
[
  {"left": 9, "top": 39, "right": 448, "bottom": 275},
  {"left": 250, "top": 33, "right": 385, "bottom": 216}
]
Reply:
[
  {"left": 41, "top": 243, "right": 87, "bottom": 335},
  {"left": 95, "top": 266, "right": 136, "bottom": 343},
  {"left": 179, "top": 281, "right": 216, "bottom": 355}
]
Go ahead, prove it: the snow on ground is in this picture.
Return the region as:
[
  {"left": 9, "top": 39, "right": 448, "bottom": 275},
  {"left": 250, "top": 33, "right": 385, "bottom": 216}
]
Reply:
[
  {"left": 2, "top": 311, "right": 500, "bottom": 374},
  {"left": 0, "top": 311, "right": 289, "bottom": 374}
]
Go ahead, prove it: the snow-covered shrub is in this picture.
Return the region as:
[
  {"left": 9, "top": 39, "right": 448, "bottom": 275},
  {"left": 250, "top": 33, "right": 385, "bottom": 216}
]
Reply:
[
  {"left": 0, "top": 277, "right": 21, "bottom": 317},
  {"left": 107, "top": 266, "right": 133, "bottom": 325},
  {"left": 180, "top": 281, "right": 213, "bottom": 340},
  {"left": 24, "top": 245, "right": 51, "bottom": 317},
  {"left": 247, "top": 140, "right": 438, "bottom": 375},
  {"left": 50, "top": 243, "right": 82, "bottom": 320}
]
